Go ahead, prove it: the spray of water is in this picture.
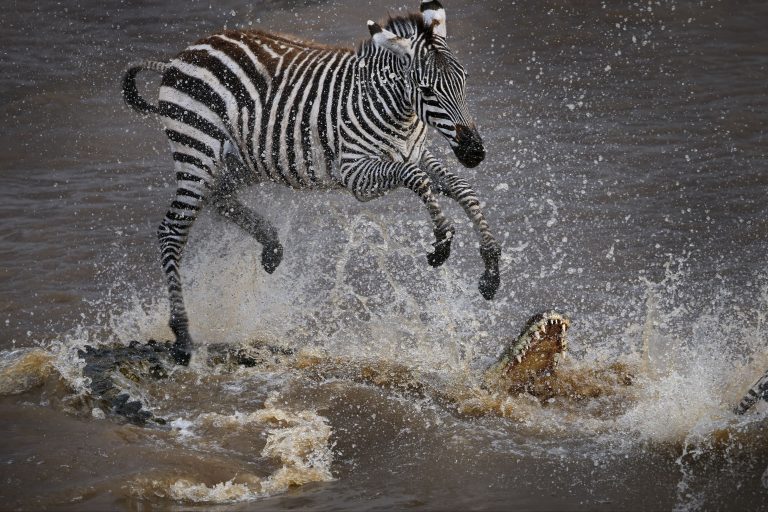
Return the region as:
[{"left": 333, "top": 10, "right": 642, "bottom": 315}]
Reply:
[{"left": 2, "top": 204, "right": 766, "bottom": 506}]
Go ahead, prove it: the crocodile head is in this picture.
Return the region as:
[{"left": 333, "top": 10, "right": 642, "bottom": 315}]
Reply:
[{"left": 483, "top": 311, "right": 570, "bottom": 394}]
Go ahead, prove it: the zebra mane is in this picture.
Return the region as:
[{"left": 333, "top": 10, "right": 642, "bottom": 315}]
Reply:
[
  {"left": 383, "top": 12, "right": 426, "bottom": 39},
  {"left": 358, "top": 12, "right": 431, "bottom": 55}
]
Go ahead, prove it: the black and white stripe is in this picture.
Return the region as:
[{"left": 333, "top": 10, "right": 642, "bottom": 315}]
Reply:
[
  {"left": 735, "top": 369, "right": 768, "bottom": 414},
  {"left": 122, "top": 0, "right": 500, "bottom": 364}
]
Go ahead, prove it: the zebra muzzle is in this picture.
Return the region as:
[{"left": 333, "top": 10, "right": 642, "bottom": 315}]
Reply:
[{"left": 453, "top": 124, "right": 485, "bottom": 168}]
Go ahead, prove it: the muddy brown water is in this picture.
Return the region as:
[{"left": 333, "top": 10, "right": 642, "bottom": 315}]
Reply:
[{"left": 1, "top": 0, "right": 768, "bottom": 510}]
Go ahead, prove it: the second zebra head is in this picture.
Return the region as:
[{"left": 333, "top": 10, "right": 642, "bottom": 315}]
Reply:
[{"left": 368, "top": 0, "right": 485, "bottom": 168}]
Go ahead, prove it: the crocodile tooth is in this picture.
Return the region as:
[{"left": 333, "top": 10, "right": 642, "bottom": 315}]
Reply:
[
  {"left": 515, "top": 355, "right": 523, "bottom": 363},
  {"left": 533, "top": 332, "right": 541, "bottom": 340}
]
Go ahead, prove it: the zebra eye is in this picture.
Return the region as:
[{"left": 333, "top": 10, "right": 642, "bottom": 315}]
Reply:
[{"left": 419, "top": 85, "right": 435, "bottom": 96}]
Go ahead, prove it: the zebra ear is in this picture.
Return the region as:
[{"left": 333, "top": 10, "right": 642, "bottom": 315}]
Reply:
[
  {"left": 420, "top": 0, "right": 447, "bottom": 38},
  {"left": 367, "top": 20, "right": 413, "bottom": 58}
]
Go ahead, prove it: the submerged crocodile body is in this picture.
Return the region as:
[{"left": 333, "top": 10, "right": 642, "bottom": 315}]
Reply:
[{"left": 79, "top": 311, "right": 571, "bottom": 425}]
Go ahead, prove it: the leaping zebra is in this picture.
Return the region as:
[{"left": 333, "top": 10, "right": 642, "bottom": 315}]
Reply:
[{"left": 122, "top": 0, "right": 501, "bottom": 365}]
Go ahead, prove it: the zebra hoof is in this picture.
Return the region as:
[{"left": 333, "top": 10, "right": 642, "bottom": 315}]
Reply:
[
  {"left": 427, "top": 242, "right": 451, "bottom": 267},
  {"left": 427, "top": 230, "right": 453, "bottom": 268},
  {"left": 169, "top": 341, "right": 191, "bottom": 366},
  {"left": 479, "top": 268, "right": 500, "bottom": 300},
  {"left": 261, "top": 242, "right": 283, "bottom": 274},
  {"left": 169, "top": 318, "right": 192, "bottom": 365}
]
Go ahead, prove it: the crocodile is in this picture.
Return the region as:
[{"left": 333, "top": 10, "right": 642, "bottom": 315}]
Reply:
[{"left": 78, "top": 311, "right": 572, "bottom": 425}]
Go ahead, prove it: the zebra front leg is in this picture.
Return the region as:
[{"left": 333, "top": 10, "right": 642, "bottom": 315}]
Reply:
[
  {"left": 421, "top": 150, "right": 501, "bottom": 300},
  {"left": 211, "top": 190, "right": 283, "bottom": 274},
  {"left": 340, "top": 158, "right": 454, "bottom": 267}
]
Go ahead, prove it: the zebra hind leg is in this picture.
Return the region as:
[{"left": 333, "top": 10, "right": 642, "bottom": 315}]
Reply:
[
  {"left": 158, "top": 182, "right": 210, "bottom": 365},
  {"left": 211, "top": 168, "right": 283, "bottom": 274}
]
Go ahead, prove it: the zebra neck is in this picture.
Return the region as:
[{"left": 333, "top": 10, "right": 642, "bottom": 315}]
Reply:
[{"left": 355, "top": 51, "right": 415, "bottom": 127}]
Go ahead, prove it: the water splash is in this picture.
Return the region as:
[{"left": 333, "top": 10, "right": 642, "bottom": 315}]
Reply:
[
  {"left": 130, "top": 393, "right": 334, "bottom": 503},
  {"left": 4, "top": 210, "right": 768, "bottom": 508}
]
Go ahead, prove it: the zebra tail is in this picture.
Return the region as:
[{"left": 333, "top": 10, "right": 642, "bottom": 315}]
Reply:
[{"left": 121, "top": 60, "right": 169, "bottom": 115}]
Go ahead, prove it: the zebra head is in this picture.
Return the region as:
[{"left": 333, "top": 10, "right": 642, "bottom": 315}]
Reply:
[{"left": 368, "top": 1, "right": 485, "bottom": 168}]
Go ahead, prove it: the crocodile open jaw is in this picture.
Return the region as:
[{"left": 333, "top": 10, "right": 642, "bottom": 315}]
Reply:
[{"left": 482, "top": 311, "right": 570, "bottom": 394}]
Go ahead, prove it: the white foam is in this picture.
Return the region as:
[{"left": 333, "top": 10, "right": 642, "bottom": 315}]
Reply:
[{"left": 147, "top": 395, "right": 334, "bottom": 503}]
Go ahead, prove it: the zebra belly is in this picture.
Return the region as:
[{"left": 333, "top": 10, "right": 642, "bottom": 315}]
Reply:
[{"left": 245, "top": 120, "right": 340, "bottom": 191}]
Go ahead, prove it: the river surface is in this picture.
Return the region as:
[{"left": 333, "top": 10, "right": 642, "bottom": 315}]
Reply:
[{"left": 1, "top": 0, "right": 767, "bottom": 510}]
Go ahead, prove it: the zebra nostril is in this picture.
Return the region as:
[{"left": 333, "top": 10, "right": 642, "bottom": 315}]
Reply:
[
  {"left": 454, "top": 124, "right": 473, "bottom": 143},
  {"left": 453, "top": 124, "right": 485, "bottom": 168}
]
